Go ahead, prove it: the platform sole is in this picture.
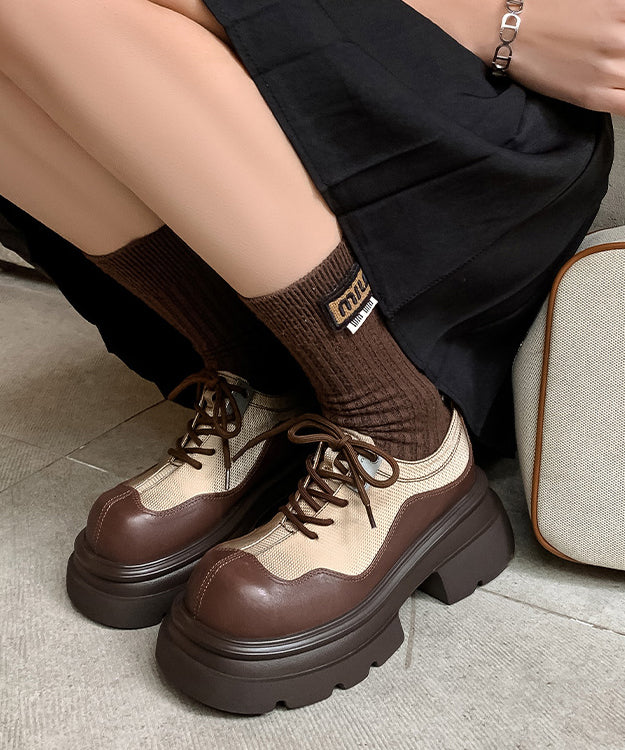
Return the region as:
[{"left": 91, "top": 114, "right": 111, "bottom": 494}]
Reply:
[
  {"left": 66, "top": 462, "right": 301, "bottom": 629},
  {"left": 155, "top": 473, "right": 514, "bottom": 713}
]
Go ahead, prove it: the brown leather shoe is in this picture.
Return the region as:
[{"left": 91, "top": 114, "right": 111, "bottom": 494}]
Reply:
[
  {"left": 156, "top": 409, "right": 514, "bottom": 713},
  {"left": 66, "top": 370, "right": 308, "bottom": 628}
]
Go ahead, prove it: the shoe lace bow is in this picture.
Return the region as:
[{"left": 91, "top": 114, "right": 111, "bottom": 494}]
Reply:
[{"left": 278, "top": 414, "right": 400, "bottom": 539}]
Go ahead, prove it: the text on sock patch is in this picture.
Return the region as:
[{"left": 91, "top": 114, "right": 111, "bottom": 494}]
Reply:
[{"left": 321, "top": 264, "right": 377, "bottom": 333}]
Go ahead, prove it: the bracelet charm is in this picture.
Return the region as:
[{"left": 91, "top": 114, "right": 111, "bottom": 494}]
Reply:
[{"left": 491, "top": 1, "right": 524, "bottom": 77}]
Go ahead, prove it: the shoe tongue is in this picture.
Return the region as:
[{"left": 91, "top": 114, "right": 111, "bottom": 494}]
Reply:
[{"left": 198, "top": 374, "right": 252, "bottom": 419}]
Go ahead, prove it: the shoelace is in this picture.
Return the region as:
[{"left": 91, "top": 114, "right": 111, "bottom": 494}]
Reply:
[
  {"left": 166, "top": 370, "right": 304, "bottom": 491},
  {"left": 275, "top": 414, "right": 401, "bottom": 539},
  {"left": 165, "top": 379, "right": 399, "bottom": 515},
  {"left": 167, "top": 370, "right": 249, "bottom": 489}
]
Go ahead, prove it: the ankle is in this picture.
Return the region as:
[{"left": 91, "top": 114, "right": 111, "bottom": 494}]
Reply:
[
  {"left": 241, "top": 237, "right": 452, "bottom": 463},
  {"left": 326, "top": 388, "right": 452, "bottom": 461}
]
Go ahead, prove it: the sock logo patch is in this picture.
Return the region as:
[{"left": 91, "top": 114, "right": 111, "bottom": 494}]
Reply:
[{"left": 321, "top": 264, "right": 378, "bottom": 333}]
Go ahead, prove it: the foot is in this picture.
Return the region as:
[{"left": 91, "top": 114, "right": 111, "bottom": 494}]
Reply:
[
  {"left": 66, "top": 370, "right": 309, "bottom": 628},
  {"left": 155, "top": 409, "right": 515, "bottom": 713}
]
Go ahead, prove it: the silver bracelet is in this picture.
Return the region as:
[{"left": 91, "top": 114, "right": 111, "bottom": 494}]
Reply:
[{"left": 491, "top": 1, "right": 524, "bottom": 77}]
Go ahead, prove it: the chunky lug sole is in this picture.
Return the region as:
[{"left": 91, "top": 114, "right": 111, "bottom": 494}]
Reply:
[
  {"left": 155, "top": 469, "right": 514, "bottom": 713},
  {"left": 66, "top": 462, "right": 301, "bottom": 629}
]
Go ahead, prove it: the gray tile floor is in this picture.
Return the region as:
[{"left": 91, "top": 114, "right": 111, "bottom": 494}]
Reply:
[{"left": 2, "top": 265, "right": 625, "bottom": 750}]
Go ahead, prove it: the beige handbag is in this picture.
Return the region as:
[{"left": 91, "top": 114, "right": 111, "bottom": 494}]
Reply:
[{"left": 512, "top": 226, "right": 625, "bottom": 569}]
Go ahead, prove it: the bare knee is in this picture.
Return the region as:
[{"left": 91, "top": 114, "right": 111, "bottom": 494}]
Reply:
[{"left": 145, "top": 0, "right": 231, "bottom": 44}]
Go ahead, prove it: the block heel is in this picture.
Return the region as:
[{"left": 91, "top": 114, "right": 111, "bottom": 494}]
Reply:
[{"left": 419, "top": 491, "right": 515, "bottom": 605}]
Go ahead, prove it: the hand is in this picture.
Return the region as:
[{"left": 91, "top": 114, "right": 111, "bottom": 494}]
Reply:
[
  {"left": 403, "top": 0, "right": 625, "bottom": 115},
  {"left": 511, "top": 0, "right": 625, "bottom": 115}
]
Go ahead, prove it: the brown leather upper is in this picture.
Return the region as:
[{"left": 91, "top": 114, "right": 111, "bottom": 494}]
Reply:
[
  {"left": 185, "top": 461, "right": 475, "bottom": 638},
  {"left": 85, "top": 435, "right": 294, "bottom": 565}
]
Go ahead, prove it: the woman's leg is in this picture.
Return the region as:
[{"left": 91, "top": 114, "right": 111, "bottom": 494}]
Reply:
[
  {"left": 0, "top": 70, "right": 162, "bottom": 254},
  {"left": 0, "top": 0, "right": 237, "bottom": 252},
  {"left": 0, "top": 0, "right": 451, "bottom": 459},
  {"left": 0, "top": 70, "right": 303, "bottom": 386},
  {"left": 0, "top": 0, "right": 341, "bottom": 297}
]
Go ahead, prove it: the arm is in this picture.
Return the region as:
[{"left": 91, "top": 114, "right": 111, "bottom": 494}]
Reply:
[{"left": 404, "top": 0, "right": 625, "bottom": 116}]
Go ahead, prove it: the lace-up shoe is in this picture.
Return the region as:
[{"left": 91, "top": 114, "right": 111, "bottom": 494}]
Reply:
[
  {"left": 66, "top": 370, "right": 307, "bottom": 628},
  {"left": 156, "top": 409, "right": 514, "bottom": 713}
]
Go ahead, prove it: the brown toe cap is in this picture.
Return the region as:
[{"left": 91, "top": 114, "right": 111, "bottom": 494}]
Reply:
[
  {"left": 184, "top": 546, "right": 363, "bottom": 639},
  {"left": 85, "top": 483, "right": 225, "bottom": 565}
]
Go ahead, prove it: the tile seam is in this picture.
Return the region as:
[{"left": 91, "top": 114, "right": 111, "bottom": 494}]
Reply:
[
  {"left": 0, "top": 456, "right": 66, "bottom": 494},
  {"left": 480, "top": 588, "right": 625, "bottom": 637},
  {"left": 66, "top": 398, "right": 167, "bottom": 457},
  {"left": 0, "top": 432, "right": 63, "bottom": 454}
]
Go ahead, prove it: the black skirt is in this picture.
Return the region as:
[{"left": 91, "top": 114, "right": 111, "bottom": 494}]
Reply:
[
  {"left": 1, "top": 1, "right": 613, "bottom": 456},
  {"left": 198, "top": 0, "right": 613, "bottom": 453}
]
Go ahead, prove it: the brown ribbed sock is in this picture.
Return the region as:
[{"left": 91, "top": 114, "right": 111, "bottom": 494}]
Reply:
[
  {"left": 84, "top": 224, "right": 305, "bottom": 393},
  {"left": 243, "top": 238, "right": 451, "bottom": 460}
]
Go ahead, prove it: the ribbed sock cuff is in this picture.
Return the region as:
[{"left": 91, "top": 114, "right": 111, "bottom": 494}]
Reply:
[
  {"left": 241, "top": 237, "right": 451, "bottom": 459},
  {"left": 84, "top": 225, "right": 306, "bottom": 393},
  {"left": 244, "top": 238, "right": 354, "bottom": 326}
]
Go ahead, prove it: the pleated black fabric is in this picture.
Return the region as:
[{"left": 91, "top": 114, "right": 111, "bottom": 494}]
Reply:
[
  {"left": 1, "top": 1, "right": 614, "bottom": 455},
  {"left": 200, "top": 0, "right": 613, "bottom": 452}
]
